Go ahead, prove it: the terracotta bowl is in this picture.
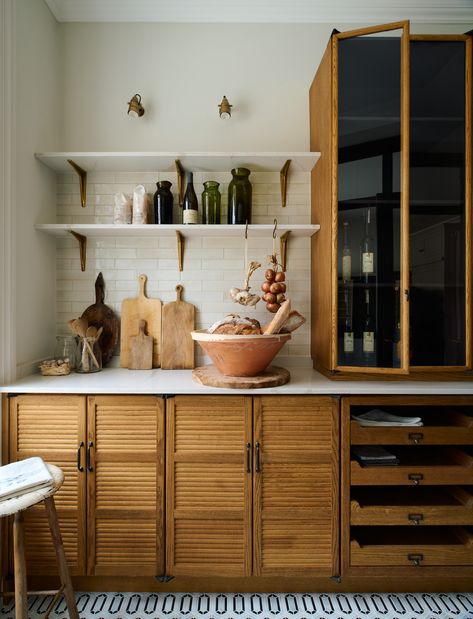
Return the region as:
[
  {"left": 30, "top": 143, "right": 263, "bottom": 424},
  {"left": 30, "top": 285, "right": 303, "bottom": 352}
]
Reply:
[{"left": 191, "top": 329, "right": 291, "bottom": 377}]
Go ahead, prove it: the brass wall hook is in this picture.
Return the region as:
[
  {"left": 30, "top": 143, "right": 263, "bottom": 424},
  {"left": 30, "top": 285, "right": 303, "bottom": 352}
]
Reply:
[
  {"left": 272, "top": 218, "right": 278, "bottom": 239},
  {"left": 245, "top": 220, "right": 249, "bottom": 239}
]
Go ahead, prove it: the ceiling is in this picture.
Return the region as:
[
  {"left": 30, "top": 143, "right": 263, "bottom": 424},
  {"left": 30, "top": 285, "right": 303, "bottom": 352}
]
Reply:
[{"left": 44, "top": 0, "right": 473, "bottom": 24}]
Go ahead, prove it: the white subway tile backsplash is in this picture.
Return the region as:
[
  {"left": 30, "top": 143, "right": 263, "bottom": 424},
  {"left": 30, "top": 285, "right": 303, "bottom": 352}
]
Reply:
[{"left": 54, "top": 170, "right": 312, "bottom": 359}]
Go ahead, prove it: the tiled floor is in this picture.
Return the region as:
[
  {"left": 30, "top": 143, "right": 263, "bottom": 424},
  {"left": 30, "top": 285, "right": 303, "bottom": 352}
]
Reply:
[{"left": 1, "top": 592, "right": 473, "bottom": 619}]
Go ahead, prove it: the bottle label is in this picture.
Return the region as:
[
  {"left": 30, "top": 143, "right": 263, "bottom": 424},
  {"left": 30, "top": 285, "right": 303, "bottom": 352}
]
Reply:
[
  {"left": 362, "top": 252, "right": 374, "bottom": 274},
  {"left": 343, "top": 332, "right": 354, "bottom": 353},
  {"left": 363, "top": 331, "right": 374, "bottom": 353},
  {"left": 183, "top": 210, "right": 198, "bottom": 224},
  {"left": 342, "top": 256, "right": 351, "bottom": 281}
]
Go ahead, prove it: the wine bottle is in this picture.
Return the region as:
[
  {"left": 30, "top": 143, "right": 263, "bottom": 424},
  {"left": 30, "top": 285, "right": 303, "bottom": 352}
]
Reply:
[
  {"left": 342, "top": 220, "right": 351, "bottom": 282},
  {"left": 362, "top": 287, "right": 375, "bottom": 363},
  {"left": 342, "top": 285, "right": 354, "bottom": 356},
  {"left": 182, "top": 172, "right": 198, "bottom": 224},
  {"left": 361, "top": 207, "right": 374, "bottom": 278},
  {"left": 393, "top": 281, "right": 401, "bottom": 366}
]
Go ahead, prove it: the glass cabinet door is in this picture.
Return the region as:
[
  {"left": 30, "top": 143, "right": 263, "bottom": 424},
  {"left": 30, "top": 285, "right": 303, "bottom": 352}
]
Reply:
[
  {"left": 335, "top": 23, "right": 409, "bottom": 372},
  {"left": 409, "top": 37, "right": 470, "bottom": 369}
]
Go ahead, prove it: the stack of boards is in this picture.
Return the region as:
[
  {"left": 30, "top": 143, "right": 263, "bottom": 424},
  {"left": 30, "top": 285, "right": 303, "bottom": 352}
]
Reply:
[{"left": 120, "top": 275, "right": 195, "bottom": 370}]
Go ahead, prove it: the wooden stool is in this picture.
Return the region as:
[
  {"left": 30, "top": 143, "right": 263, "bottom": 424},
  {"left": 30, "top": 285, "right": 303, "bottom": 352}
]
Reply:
[{"left": 0, "top": 463, "right": 79, "bottom": 619}]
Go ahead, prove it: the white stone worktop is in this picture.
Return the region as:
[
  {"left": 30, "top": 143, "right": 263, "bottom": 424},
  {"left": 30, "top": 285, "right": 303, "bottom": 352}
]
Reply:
[{"left": 2, "top": 367, "right": 473, "bottom": 395}]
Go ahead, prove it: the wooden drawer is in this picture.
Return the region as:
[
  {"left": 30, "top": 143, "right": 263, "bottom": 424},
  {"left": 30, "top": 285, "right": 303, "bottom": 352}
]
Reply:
[
  {"left": 351, "top": 410, "right": 473, "bottom": 445},
  {"left": 351, "top": 448, "right": 473, "bottom": 486},
  {"left": 351, "top": 487, "right": 473, "bottom": 525},
  {"left": 350, "top": 526, "right": 473, "bottom": 567}
]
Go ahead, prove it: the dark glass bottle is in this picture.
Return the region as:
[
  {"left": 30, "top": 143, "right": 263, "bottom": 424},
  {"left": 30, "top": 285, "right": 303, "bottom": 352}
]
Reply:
[
  {"left": 153, "top": 180, "right": 173, "bottom": 224},
  {"left": 202, "top": 181, "right": 221, "bottom": 224},
  {"left": 362, "top": 288, "right": 376, "bottom": 365},
  {"left": 182, "top": 172, "right": 198, "bottom": 224},
  {"left": 227, "top": 167, "right": 252, "bottom": 224}
]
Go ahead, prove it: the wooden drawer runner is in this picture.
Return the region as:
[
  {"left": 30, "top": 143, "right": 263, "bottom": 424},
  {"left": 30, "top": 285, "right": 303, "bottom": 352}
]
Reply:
[
  {"left": 351, "top": 448, "right": 473, "bottom": 486},
  {"left": 351, "top": 526, "right": 473, "bottom": 567},
  {"left": 351, "top": 410, "right": 473, "bottom": 445},
  {"left": 351, "top": 487, "right": 473, "bottom": 525}
]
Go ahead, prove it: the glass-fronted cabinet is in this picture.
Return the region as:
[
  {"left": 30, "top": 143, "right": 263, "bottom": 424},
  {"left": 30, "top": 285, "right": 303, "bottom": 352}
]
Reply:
[{"left": 309, "top": 21, "right": 471, "bottom": 377}]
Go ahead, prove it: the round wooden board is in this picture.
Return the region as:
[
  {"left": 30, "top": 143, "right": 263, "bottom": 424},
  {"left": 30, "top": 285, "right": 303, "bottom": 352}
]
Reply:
[{"left": 192, "top": 365, "right": 290, "bottom": 389}]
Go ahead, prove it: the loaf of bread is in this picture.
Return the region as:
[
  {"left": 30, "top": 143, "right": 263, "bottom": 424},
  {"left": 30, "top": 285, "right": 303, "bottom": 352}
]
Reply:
[{"left": 208, "top": 314, "right": 262, "bottom": 335}]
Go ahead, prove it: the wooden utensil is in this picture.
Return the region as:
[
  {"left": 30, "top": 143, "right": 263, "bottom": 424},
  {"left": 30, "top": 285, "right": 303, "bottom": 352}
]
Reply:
[
  {"left": 161, "top": 285, "right": 196, "bottom": 369},
  {"left": 263, "top": 299, "right": 292, "bottom": 334},
  {"left": 80, "top": 273, "right": 119, "bottom": 366},
  {"left": 128, "top": 320, "right": 153, "bottom": 370},
  {"left": 121, "top": 274, "right": 162, "bottom": 368}
]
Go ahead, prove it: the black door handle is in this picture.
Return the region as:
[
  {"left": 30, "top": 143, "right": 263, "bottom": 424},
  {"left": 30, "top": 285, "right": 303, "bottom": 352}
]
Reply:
[
  {"left": 87, "top": 441, "right": 94, "bottom": 472},
  {"left": 77, "top": 441, "right": 84, "bottom": 472},
  {"left": 255, "top": 442, "right": 261, "bottom": 473}
]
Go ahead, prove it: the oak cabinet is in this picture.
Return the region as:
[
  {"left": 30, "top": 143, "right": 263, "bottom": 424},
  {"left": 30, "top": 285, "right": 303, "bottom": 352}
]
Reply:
[
  {"left": 7, "top": 394, "right": 165, "bottom": 578},
  {"left": 166, "top": 395, "right": 339, "bottom": 577},
  {"left": 341, "top": 395, "right": 473, "bottom": 576},
  {"left": 310, "top": 22, "right": 472, "bottom": 377}
]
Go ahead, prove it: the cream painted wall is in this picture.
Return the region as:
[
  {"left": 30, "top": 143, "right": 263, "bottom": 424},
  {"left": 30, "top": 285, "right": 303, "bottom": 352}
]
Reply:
[
  {"left": 60, "top": 21, "right": 471, "bottom": 152},
  {"left": 15, "top": 0, "right": 61, "bottom": 376}
]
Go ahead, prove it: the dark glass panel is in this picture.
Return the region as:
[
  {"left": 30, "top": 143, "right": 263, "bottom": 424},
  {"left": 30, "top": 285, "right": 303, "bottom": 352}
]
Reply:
[
  {"left": 409, "top": 41, "right": 466, "bottom": 366},
  {"left": 337, "top": 35, "right": 402, "bottom": 368}
]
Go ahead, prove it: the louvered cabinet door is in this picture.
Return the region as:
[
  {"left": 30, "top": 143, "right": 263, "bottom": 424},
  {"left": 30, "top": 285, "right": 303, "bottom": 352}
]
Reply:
[
  {"left": 166, "top": 396, "right": 252, "bottom": 577},
  {"left": 9, "top": 395, "right": 87, "bottom": 575},
  {"left": 87, "top": 396, "right": 164, "bottom": 576},
  {"left": 253, "top": 396, "right": 339, "bottom": 576}
]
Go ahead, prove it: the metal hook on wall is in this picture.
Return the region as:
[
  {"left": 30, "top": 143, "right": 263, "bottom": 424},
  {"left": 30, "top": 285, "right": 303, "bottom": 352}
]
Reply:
[
  {"left": 272, "top": 218, "right": 278, "bottom": 239},
  {"left": 245, "top": 220, "right": 249, "bottom": 240}
]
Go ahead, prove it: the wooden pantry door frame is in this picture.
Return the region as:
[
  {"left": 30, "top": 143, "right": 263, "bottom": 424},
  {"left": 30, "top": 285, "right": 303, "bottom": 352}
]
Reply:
[{"left": 332, "top": 21, "right": 411, "bottom": 375}]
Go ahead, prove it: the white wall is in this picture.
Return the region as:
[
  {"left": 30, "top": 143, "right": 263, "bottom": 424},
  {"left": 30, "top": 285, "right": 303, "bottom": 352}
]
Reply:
[
  {"left": 59, "top": 21, "right": 471, "bottom": 152},
  {"left": 14, "top": 0, "right": 61, "bottom": 376}
]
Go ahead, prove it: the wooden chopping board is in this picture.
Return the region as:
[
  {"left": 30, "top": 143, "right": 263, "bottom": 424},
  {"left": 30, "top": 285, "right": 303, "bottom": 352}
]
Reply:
[
  {"left": 128, "top": 320, "right": 153, "bottom": 370},
  {"left": 192, "top": 365, "right": 290, "bottom": 389},
  {"left": 80, "top": 272, "right": 119, "bottom": 366},
  {"left": 161, "top": 285, "right": 195, "bottom": 369},
  {"left": 120, "top": 274, "right": 162, "bottom": 368}
]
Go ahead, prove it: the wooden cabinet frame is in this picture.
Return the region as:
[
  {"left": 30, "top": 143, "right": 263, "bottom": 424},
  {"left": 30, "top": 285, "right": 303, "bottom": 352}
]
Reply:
[
  {"left": 311, "top": 23, "right": 473, "bottom": 378},
  {"left": 341, "top": 395, "right": 473, "bottom": 578}
]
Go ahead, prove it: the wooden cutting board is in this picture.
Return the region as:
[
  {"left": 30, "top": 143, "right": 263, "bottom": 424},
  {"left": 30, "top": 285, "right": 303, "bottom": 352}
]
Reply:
[
  {"left": 80, "top": 272, "right": 119, "bottom": 366},
  {"left": 128, "top": 320, "right": 153, "bottom": 370},
  {"left": 192, "top": 365, "right": 290, "bottom": 389},
  {"left": 120, "top": 274, "right": 162, "bottom": 368},
  {"left": 161, "top": 285, "right": 195, "bottom": 369}
]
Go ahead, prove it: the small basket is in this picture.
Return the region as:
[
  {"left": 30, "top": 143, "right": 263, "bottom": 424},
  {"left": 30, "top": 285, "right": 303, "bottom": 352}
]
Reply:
[{"left": 39, "top": 360, "right": 71, "bottom": 376}]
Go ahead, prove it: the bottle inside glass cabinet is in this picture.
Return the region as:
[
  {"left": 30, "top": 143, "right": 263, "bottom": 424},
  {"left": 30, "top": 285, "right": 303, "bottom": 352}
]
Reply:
[
  {"left": 361, "top": 207, "right": 375, "bottom": 280},
  {"left": 362, "top": 287, "right": 376, "bottom": 365},
  {"left": 342, "top": 220, "right": 352, "bottom": 282}
]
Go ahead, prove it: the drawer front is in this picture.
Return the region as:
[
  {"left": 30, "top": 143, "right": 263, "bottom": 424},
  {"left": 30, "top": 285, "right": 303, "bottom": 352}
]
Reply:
[
  {"left": 350, "top": 541, "right": 473, "bottom": 567},
  {"left": 351, "top": 463, "right": 473, "bottom": 486},
  {"left": 351, "top": 423, "right": 473, "bottom": 445},
  {"left": 351, "top": 503, "right": 473, "bottom": 526}
]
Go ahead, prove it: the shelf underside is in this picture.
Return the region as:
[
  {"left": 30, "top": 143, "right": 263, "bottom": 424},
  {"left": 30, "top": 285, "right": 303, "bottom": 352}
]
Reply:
[
  {"left": 35, "top": 151, "right": 321, "bottom": 173},
  {"left": 35, "top": 223, "right": 320, "bottom": 238}
]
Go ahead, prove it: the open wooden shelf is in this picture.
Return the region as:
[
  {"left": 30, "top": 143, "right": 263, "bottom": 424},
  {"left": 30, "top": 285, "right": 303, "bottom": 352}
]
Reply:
[{"left": 35, "top": 151, "right": 321, "bottom": 173}]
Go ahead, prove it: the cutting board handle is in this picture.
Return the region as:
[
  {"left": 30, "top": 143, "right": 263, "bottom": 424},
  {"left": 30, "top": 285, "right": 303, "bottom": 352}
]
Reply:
[
  {"left": 138, "top": 319, "right": 147, "bottom": 335},
  {"left": 175, "top": 284, "right": 183, "bottom": 301},
  {"left": 138, "top": 274, "right": 148, "bottom": 299},
  {"left": 95, "top": 272, "right": 105, "bottom": 304}
]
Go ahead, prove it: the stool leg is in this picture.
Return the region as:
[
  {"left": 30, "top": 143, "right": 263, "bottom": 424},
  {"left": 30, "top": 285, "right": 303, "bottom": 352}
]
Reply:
[
  {"left": 13, "top": 512, "right": 28, "bottom": 619},
  {"left": 44, "top": 497, "right": 79, "bottom": 619}
]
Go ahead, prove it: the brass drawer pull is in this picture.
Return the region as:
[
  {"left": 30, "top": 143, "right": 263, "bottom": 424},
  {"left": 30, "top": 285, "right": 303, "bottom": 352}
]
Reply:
[
  {"left": 408, "top": 473, "right": 423, "bottom": 485},
  {"left": 246, "top": 442, "right": 251, "bottom": 473},
  {"left": 408, "top": 432, "right": 424, "bottom": 444},
  {"left": 408, "top": 553, "right": 424, "bottom": 566},
  {"left": 408, "top": 513, "right": 424, "bottom": 525}
]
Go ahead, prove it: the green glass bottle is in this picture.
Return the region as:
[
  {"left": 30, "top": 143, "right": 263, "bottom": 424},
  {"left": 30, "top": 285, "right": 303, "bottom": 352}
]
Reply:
[
  {"left": 201, "top": 181, "right": 221, "bottom": 224},
  {"left": 227, "top": 167, "right": 252, "bottom": 224}
]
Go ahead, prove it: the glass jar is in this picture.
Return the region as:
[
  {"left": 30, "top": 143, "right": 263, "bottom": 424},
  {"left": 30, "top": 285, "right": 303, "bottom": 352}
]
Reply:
[
  {"left": 201, "top": 181, "right": 221, "bottom": 224},
  {"left": 153, "top": 180, "right": 173, "bottom": 224},
  {"left": 54, "top": 335, "right": 78, "bottom": 370},
  {"left": 76, "top": 337, "right": 102, "bottom": 373},
  {"left": 227, "top": 167, "right": 252, "bottom": 224}
]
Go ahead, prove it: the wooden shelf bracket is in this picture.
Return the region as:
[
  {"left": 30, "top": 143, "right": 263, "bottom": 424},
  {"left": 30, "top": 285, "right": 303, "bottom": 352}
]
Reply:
[
  {"left": 176, "top": 230, "right": 184, "bottom": 272},
  {"left": 69, "top": 231, "right": 87, "bottom": 272},
  {"left": 280, "top": 159, "right": 291, "bottom": 208},
  {"left": 67, "top": 159, "right": 87, "bottom": 208},
  {"left": 280, "top": 230, "right": 290, "bottom": 272}
]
